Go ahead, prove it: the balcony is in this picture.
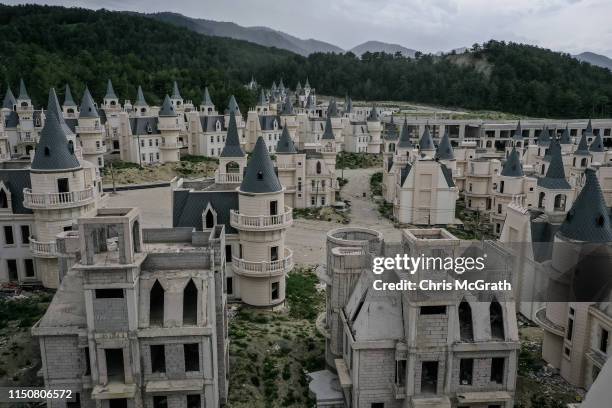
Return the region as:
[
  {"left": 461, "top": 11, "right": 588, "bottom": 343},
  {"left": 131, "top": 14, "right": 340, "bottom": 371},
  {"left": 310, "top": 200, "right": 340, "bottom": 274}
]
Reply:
[
  {"left": 232, "top": 248, "right": 293, "bottom": 277},
  {"left": 157, "top": 123, "right": 180, "bottom": 131},
  {"left": 75, "top": 125, "right": 104, "bottom": 134},
  {"left": 534, "top": 307, "right": 565, "bottom": 337},
  {"left": 277, "top": 161, "right": 297, "bottom": 170},
  {"left": 29, "top": 237, "right": 57, "bottom": 258},
  {"left": 82, "top": 145, "right": 107, "bottom": 154},
  {"left": 320, "top": 145, "right": 336, "bottom": 153},
  {"left": 216, "top": 172, "right": 242, "bottom": 183},
  {"left": 230, "top": 206, "right": 293, "bottom": 230},
  {"left": 23, "top": 187, "right": 95, "bottom": 209}
]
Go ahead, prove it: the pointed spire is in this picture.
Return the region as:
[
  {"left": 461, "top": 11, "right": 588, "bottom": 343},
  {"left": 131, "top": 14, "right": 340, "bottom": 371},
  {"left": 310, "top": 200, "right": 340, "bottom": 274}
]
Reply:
[
  {"left": 220, "top": 111, "right": 245, "bottom": 158},
  {"left": 202, "top": 87, "right": 213, "bottom": 106},
  {"left": 367, "top": 105, "right": 379, "bottom": 121},
  {"left": 159, "top": 94, "right": 177, "bottom": 117},
  {"left": 296, "top": 81, "right": 302, "bottom": 92},
  {"left": 559, "top": 168, "right": 612, "bottom": 242},
  {"left": 271, "top": 81, "right": 277, "bottom": 92},
  {"left": 501, "top": 147, "right": 523, "bottom": 177},
  {"left": 2, "top": 86, "right": 16, "bottom": 109},
  {"left": 105, "top": 79, "right": 118, "bottom": 100},
  {"left": 575, "top": 129, "right": 590, "bottom": 155},
  {"left": 306, "top": 94, "right": 315, "bottom": 109},
  {"left": 397, "top": 117, "right": 412, "bottom": 147},
  {"left": 384, "top": 115, "right": 398, "bottom": 140},
  {"left": 240, "top": 136, "right": 282, "bottom": 193},
  {"left": 258, "top": 89, "right": 267, "bottom": 106},
  {"left": 171, "top": 81, "right": 182, "bottom": 99},
  {"left": 276, "top": 126, "right": 297, "bottom": 154},
  {"left": 279, "top": 78, "right": 285, "bottom": 91},
  {"left": 322, "top": 116, "right": 335, "bottom": 140},
  {"left": 560, "top": 125, "right": 572, "bottom": 144},
  {"left": 32, "top": 89, "right": 80, "bottom": 171},
  {"left": 585, "top": 119, "right": 593, "bottom": 135},
  {"left": 63, "top": 84, "right": 76, "bottom": 107},
  {"left": 79, "top": 86, "right": 99, "bottom": 118},
  {"left": 327, "top": 99, "right": 339, "bottom": 118},
  {"left": 227, "top": 95, "right": 240, "bottom": 115},
  {"left": 512, "top": 120, "right": 523, "bottom": 140},
  {"left": 538, "top": 136, "right": 570, "bottom": 189},
  {"left": 17, "top": 79, "right": 29, "bottom": 100},
  {"left": 134, "top": 86, "right": 147, "bottom": 107},
  {"left": 281, "top": 96, "right": 294, "bottom": 115},
  {"left": 305, "top": 77, "right": 310, "bottom": 88},
  {"left": 418, "top": 125, "right": 435, "bottom": 151},
  {"left": 435, "top": 129, "right": 455, "bottom": 160},
  {"left": 345, "top": 95, "right": 353, "bottom": 113},
  {"left": 589, "top": 132, "right": 605, "bottom": 153},
  {"left": 538, "top": 125, "right": 551, "bottom": 146}
]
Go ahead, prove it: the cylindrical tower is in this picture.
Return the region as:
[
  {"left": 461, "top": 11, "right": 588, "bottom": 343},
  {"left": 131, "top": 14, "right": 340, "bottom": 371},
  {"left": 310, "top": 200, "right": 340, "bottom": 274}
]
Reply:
[
  {"left": 158, "top": 94, "right": 181, "bottom": 163},
  {"left": 76, "top": 86, "right": 106, "bottom": 168},
  {"left": 231, "top": 136, "right": 293, "bottom": 307}
]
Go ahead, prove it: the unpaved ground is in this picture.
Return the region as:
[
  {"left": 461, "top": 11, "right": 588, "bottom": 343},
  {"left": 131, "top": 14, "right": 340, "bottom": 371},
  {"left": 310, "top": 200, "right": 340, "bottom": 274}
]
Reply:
[
  {"left": 102, "top": 161, "right": 216, "bottom": 187},
  {"left": 227, "top": 267, "right": 324, "bottom": 408},
  {"left": 106, "top": 168, "right": 402, "bottom": 264}
]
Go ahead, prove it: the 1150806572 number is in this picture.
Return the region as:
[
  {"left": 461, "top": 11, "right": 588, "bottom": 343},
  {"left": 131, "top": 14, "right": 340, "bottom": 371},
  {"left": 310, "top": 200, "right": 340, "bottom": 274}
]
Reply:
[{"left": 7, "top": 388, "right": 73, "bottom": 400}]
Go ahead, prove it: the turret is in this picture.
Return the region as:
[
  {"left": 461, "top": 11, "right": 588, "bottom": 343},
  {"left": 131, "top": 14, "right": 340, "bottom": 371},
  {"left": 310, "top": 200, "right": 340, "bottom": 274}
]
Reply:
[
  {"left": 157, "top": 95, "right": 181, "bottom": 163},
  {"left": 102, "top": 79, "right": 119, "bottom": 110},
  {"left": 571, "top": 124, "right": 591, "bottom": 171},
  {"left": 216, "top": 111, "right": 246, "bottom": 184},
  {"left": 62, "top": 84, "right": 78, "bottom": 118},
  {"left": 435, "top": 129, "right": 456, "bottom": 172},
  {"left": 200, "top": 87, "right": 216, "bottom": 115},
  {"left": 133, "top": 85, "right": 149, "bottom": 116},
  {"left": 383, "top": 115, "right": 399, "bottom": 156},
  {"left": 536, "top": 136, "right": 573, "bottom": 215},
  {"left": 559, "top": 125, "right": 572, "bottom": 153},
  {"left": 366, "top": 105, "right": 382, "bottom": 154},
  {"left": 170, "top": 81, "right": 184, "bottom": 109},
  {"left": 77, "top": 86, "right": 106, "bottom": 168},
  {"left": 396, "top": 117, "right": 413, "bottom": 160},
  {"left": 418, "top": 124, "right": 435, "bottom": 159},
  {"left": 588, "top": 120, "right": 605, "bottom": 164},
  {"left": 234, "top": 137, "right": 292, "bottom": 306},
  {"left": 16, "top": 79, "right": 32, "bottom": 111},
  {"left": 256, "top": 89, "right": 268, "bottom": 113},
  {"left": 2, "top": 86, "right": 16, "bottom": 111},
  {"left": 537, "top": 125, "right": 551, "bottom": 157}
]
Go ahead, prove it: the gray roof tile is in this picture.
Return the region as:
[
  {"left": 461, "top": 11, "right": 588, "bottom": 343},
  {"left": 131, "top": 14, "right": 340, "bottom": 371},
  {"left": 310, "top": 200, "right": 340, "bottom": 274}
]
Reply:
[
  {"left": 418, "top": 125, "right": 435, "bottom": 150},
  {"left": 321, "top": 116, "right": 335, "bottom": 140},
  {"left": 537, "top": 136, "right": 570, "bottom": 189},
  {"left": 512, "top": 120, "right": 523, "bottom": 140},
  {"left": 134, "top": 86, "right": 147, "bottom": 106},
  {"left": 367, "top": 105, "right": 379, "bottom": 121},
  {"left": 440, "top": 163, "right": 455, "bottom": 187},
  {"left": 63, "top": 84, "right": 77, "bottom": 107},
  {"left": 560, "top": 126, "right": 572, "bottom": 144},
  {"left": 501, "top": 148, "right": 524, "bottom": 177},
  {"left": 537, "top": 126, "right": 551, "bottom": 146},
  {"left": 173, "top": 189, "right": 238, "bottom": 233},
  {"left": 575, "top": 130, "right": 590, "bottom": 155},
  {"left": 105, "top": 79, "right": 118, "bottom": 99},
  {"left": 559, "top": 168, "right": 612, "bottom": 242},
  {"left": 400, "top": 163, "right": 412, "bottom": 186},
  {"left": 129, "top": 117, "right": 160, "bottom": 135},
  {"left": 0, "top": 168, "right": 32, "bottom": 214},
  {"left": 202, "top": 87, "right": 214, "bottom": 106},
  {"left": 220, "top": 111, "right": 245, "bottom": 158},
  {"left": 227, "top": 95, "right": 240, "bottom": 115},
  {"left": 171, "top": 81, "right": 182, "bottom": 99},
  {"left": 2, "top": 86, "right": 15, "bottom": 109},
  {"left": 31, "top": 89, "right": 80, "bottom": 171},
  {"left": 18, "top": 79, "right": 29, "bottom": 100},
  {"left": 589, "top": 133, "right": 605, "bottom": 152},
  {"left": 276, "top": 126, "right": 297, "bottom": 154},
  {"left": 435, "top": 129, "right": 454, "bottom": 160},
  {"left": 397, "top": 118, "right": 412, "bottom": 148},
  {"left": 159, "top": 94, "right": 177, "bottom": 117},
  {"left": 78, "top": 87, "right": 99, "bottom": 119},
  {"left": 327, "top": 99, "right": 339, "bottom": 118},
  {"left": 384, "top": 116, "right": 398, "bottom": 140},
  {"left": 240, "top": 136, "right": 282, "bottom": 193}
]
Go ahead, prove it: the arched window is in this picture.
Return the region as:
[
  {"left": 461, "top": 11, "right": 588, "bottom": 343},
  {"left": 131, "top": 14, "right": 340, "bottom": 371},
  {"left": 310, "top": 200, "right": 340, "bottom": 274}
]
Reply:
[
  {"left": 573, "top": 157, "right": 576, "bottom": 166},
  {"left": 490, "top": 300, "right": 505, "bottom": 340},
  {"left": 581, "top": 158, "right": 587, "bottom": 167},
  {"left": 0, "top": 189, "right": 8, "bottom": 208},
  {"left": 499, "top": 180, "right": 504, "bottom": 193},
  {"left": 226, "top": 161, "right": 239, "bottom": 173},
  {"left": 316, "top": 161, "right": 322, "bottom": 174},
  {"left": 205, "top": 209, "right": 215, "bottom": 229},
  {"left": 538, "top": 192, "right": 546, "bottom": 209},
  {"left": 68, "top": 140, "right": 74, "bottom": 154},
  {"left": 132, "top": 220, "right": 141, "bottom": 253},
  {"left": 458, "top": 301, "right": 474, "bottom": 342},
  {"left": 554, "top": 194, "right": 566, "bottom": 211},
  {"left": 541, "top": 164, "right": 545, "bottom": 175},
  {"left": 183, "top": 279, "right": 198, "bottom": 325},
  {"left": 150, "top": 280, "right": 165, "bottom": 326},
  {"left": 389, "top": 143, "right": 395, "bottom": 152}
]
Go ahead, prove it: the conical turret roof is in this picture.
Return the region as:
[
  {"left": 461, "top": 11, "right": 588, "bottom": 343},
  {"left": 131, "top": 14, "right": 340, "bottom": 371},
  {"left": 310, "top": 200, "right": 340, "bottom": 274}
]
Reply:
[
  {"left": 327, "top": 99, "right": 339, "bottom": 118},
  {"left": 345, "top": 95, "right": 353, "bottom": 113},
  {"left": 384, "top": 116, "right": 398, "bottom": 140},
  {"left": 227, "top": 95, "right": 240, "bottom": 115},
  {"left": 63, "top": 84, "right": 77, "bottom": 107},
  {"left": 220, "top": 111, "right": 245, "bottom": 158},
  {"left": 281, "top": 96, "right": 294, "bottom": 115},
  {"left": 105, "top": 79, "right": 117, "bottom": 99},
  {"left": 240, "top": 136, "right": 282, "bottom": 193},
  {"left": 575, "top": 129, "right": 590, "bottom": 156},
  {"left": 134, "top": 86, "right": 147, "bottom": 107},
  {"left": 171, "top": 81, "right": 182, "bottom": 99},
  {"left": 32, "top": 89, "right": 80, "bottom": 171},
  {"left": 538, "top": 136, "right": 570, "bottom": 189},
  {"left": 538, "top": 126, "right": 551, "bottom": 146},
  {"left": 79, "top": 86, "right": 99, "bottom": 118},
  {"left": 322, "top": 116, "right": 335, "bottom": 140},
  {"left": 512, "top": 121, "right": 523, "bottom": 141},
  {"left": 501, "top": 148, "right": 524, "bottom": 177},
  {"left": 258, "top": 89, "right": 267, "bottom": 106},
  {"left": 306, "top": 94, "right": 315, "bottom": 109},
  {"left": 159, "top": 94, "right": 177, "bottom": 117},
  {"left": 2, "top": 86, "right": 15, "bottom": 109},
  {"left": 17, "top": 79, "right": 29, "bottom": 100},
  {"left": 367, "top": 105, "right": 379, "bottom": 121},
  {"left": 560, "top": 126, "right": 572, "bottom": 144},
  {"left": 397, "top": 117, "right": 412, "bottom": 148},
  {"left": 202, "top": 87, "right": 213, "bottom": 106},
  {"left": 305, "top": 78, "right": 310, "bottom": 88},
  {"left": 435, "top": 129, "right": 454, "bottom": 160},
  {"left": 276, "top": 126, "right": 297, "bottom": 154},
  {"left": 559, "top": 168, "right": 612, "bottom": 242},
  {"left": 418, "top": 125, "right": 435, "bottom": 151},
  {"left": 589, "top": 132, "right": 605, "bottom": 152}
]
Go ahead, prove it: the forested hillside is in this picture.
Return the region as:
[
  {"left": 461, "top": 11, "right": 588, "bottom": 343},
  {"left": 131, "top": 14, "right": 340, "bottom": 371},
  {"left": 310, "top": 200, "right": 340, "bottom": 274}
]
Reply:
[{"left": 1, "top": 4, "right": 611, "bottom": 118}]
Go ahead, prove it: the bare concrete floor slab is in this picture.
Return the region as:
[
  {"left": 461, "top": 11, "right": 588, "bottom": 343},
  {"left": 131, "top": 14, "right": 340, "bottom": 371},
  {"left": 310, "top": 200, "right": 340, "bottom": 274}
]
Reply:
[{"left": 106, "top": 168, "right": 401, "bottom": 265}]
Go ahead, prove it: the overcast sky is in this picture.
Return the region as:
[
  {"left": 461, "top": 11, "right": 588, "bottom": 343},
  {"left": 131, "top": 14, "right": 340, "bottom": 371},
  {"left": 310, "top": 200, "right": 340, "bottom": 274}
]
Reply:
[{"left": 6, "top": 0, "right": 612, "bottom": 57}]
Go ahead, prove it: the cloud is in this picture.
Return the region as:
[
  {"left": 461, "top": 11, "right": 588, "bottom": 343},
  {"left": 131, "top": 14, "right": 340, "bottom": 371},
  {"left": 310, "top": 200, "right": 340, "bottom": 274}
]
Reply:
[{"left": 3, "top": 0, "right": 611, "bottom": 57}]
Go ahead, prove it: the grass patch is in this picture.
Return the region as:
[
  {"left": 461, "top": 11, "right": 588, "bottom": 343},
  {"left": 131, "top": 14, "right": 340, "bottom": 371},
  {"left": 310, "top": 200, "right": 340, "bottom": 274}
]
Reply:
[
  {"left": 377, "top": 201, "right": 394, "bottom": 220},
  {"left": 336, "top": 152, "right": 382, "bottom": 169},
  {"left": 369, "top": 171, "right": 383, "bottom": 196},
  {"left": 181, "top": 155, "right": 219, "bottom": 164},
  {"left": 286, "top": 268, "right": 324, "bottom": 320}
]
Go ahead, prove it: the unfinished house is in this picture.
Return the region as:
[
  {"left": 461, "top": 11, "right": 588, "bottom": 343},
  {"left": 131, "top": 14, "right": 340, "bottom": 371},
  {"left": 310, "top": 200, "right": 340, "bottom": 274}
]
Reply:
[
  {"left": 311, "top": 227, "right": 520, "bottom": 408},
  {"left": 33, "top": 207, "right": 229, "bottom": 408}
]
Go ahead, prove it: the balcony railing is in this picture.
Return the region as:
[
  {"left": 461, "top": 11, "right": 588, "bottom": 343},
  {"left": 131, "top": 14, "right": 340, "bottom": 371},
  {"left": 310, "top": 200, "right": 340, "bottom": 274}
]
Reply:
[
  {"left": 82, "top": 145, "right": 107, "bottom": 154},
  {"left": 320, "top": 145, "right": 336, "bottom": 153},
  {"left": 216, "top": 172, "right": 242, "bottom": 183},
  {"left": 23, "top": 187, "right": 95, "bottom": 209},
  {"left": 157, "top": 123, "right": 180, "bottom": 131},
  {"left": 230, "top": 206, "right": 293, "bottom": 230},
  {"left": 276, "top": 161, "right": 297, "bottom": 169},
  {"left": 75, "top": 125, "right": 104, "bottom": 133},
  {"left": 232, "top": 248, "right": 293, "bottom": 277},
  {"left": 29, "top": 237, "right": 57, "bottom": 257}
]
